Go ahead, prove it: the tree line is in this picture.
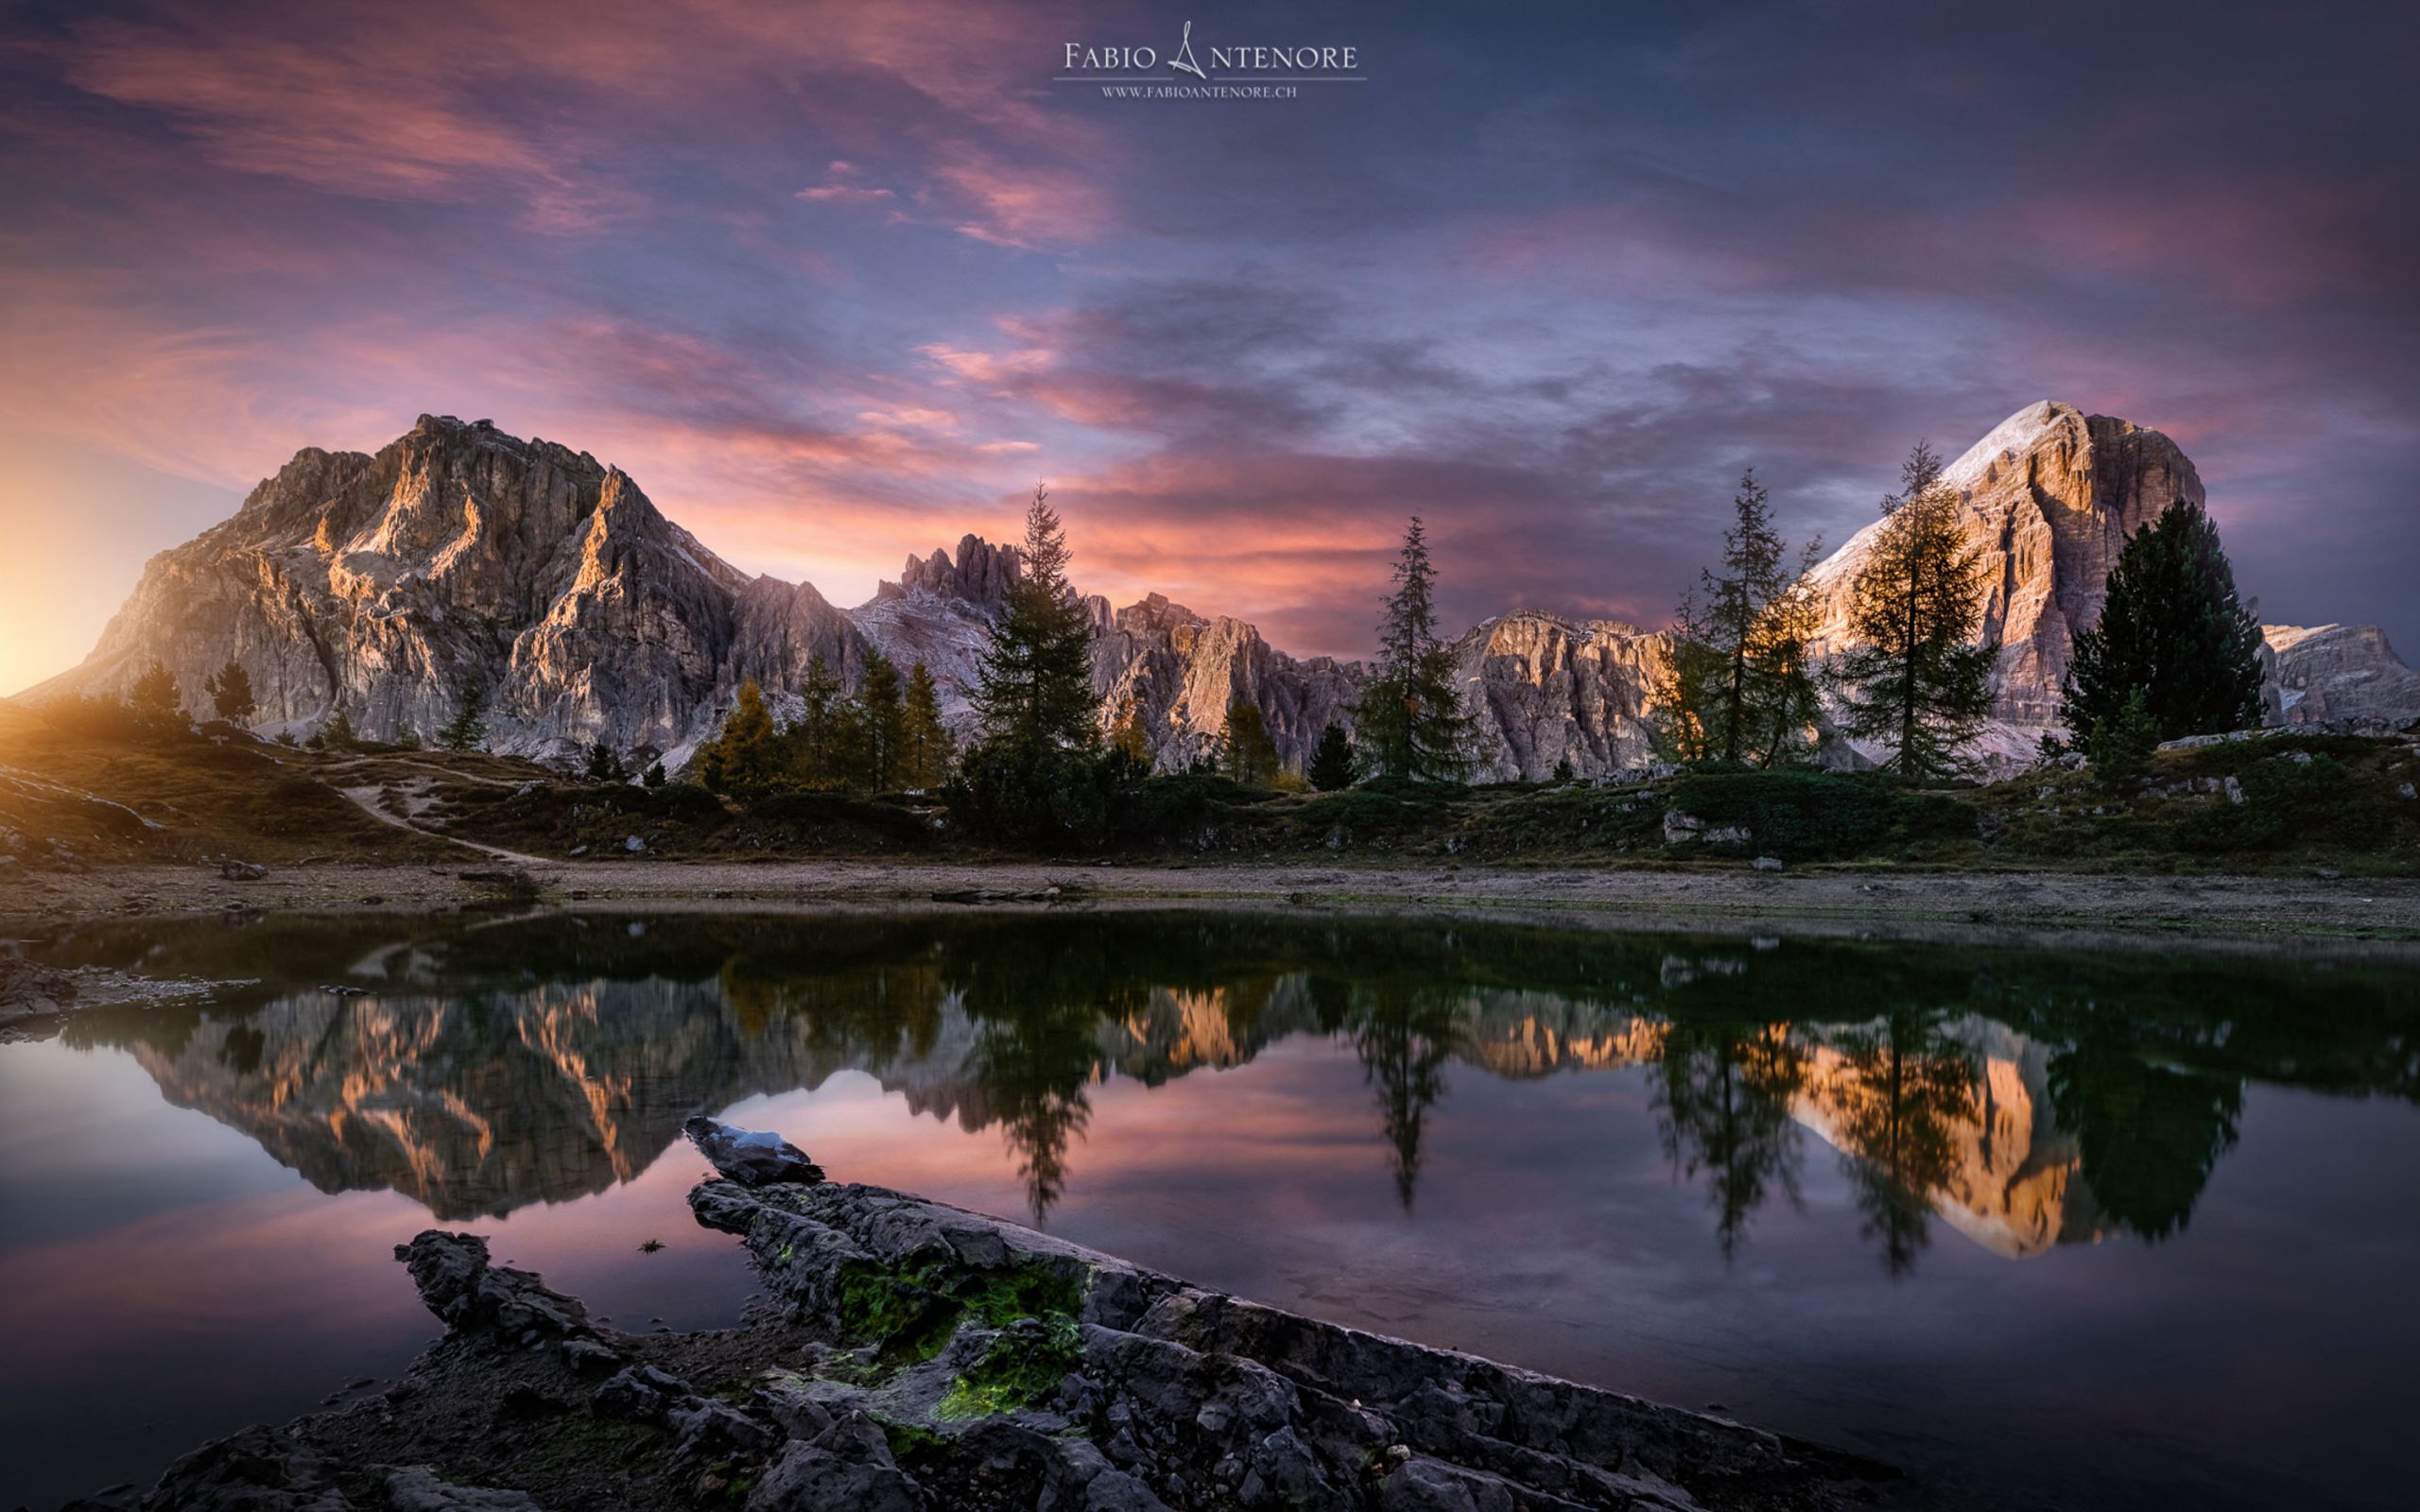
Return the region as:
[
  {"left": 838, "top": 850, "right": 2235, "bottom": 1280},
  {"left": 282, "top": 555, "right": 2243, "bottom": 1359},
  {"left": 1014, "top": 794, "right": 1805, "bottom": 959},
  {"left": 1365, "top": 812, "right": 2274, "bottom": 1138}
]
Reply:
[
  {"left": 689, "top": 651, "right": 953, "bottom": 796},
  {"left": 55, "top": 438, "right": 2269, "bottom": 803}
]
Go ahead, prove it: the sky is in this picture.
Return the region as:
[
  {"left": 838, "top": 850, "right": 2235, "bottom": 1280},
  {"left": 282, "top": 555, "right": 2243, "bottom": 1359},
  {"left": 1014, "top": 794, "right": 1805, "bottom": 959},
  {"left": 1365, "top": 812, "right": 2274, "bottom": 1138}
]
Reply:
[{"left": 2, "top": 0, "right": 2414, "bottom": 694}]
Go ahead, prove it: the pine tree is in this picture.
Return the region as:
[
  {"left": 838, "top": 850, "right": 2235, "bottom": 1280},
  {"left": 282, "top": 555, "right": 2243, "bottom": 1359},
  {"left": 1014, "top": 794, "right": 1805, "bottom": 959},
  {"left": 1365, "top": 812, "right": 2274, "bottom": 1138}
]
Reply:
[
  {"left": 320, "top": 703, "right": 358, "bottom": 749},
  {"left": 1104, "top": 690, "right": 1154, "bottom": 766},
  {"left": 776, "top": 653, "right": 845, "bottom": 788},
  {"left": 1353, "top": 517, "right": 1473, "bottom": 783},
  {"left": 697, "top": 680, "right": 780, "bottom": 792},
  {"left": 2090, "top": 688, "right": 2161, "bottom": 790},
  {"left": 584, "top": 743, "right": 627, "bottom": 783},
  {"left": 204, "top": 661, "right": 256, "bottom": 724},
  {"left": 1308, "top": 721, "right": 1356, "bottom": 791},
  {"left": 642, "top": 762, "right": 667, "bottom": 788},
  {"left": 2063, "top": 498, "right": 2264, "bottom": 751},
  {"left": 130, "top": 662, "right": 185, "bottom": 734},
  {"left": 900, "top": 662, "right": 955, "bottom": 789},
  {"left": 1655, "top": 472, "right": 1822, "bottom": 766},
  {"left": 1749, "top": 572, "right": 1824, "bottom": 766},
  {"left": 1832, "top": 442, "right": 1996, "bottom": 780},
  {"left": 854, "top": 650, "right": 908, "bottom": 792},
  {"left": 439, "top": 673, "right": 488, "bottom": 751},
  {"left": 973, "top": 483, "right": 1099, "bottom": 759},
  {"left": 1218, "top": 696, "right": 1282, "bottom": 786}
]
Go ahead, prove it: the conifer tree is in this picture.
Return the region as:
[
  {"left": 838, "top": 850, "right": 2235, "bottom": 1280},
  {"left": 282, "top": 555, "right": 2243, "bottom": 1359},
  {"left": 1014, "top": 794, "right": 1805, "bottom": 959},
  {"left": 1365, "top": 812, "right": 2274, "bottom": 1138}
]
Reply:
[
  {"left": 697, "top": 680, "right": 780, "bottom": 792},
  {"left": 2063, "top": 498, "right": 2264, "bottom": 751},
  {"left": 1106, "top": 691, "right": 1153, "bottom": 768},
  {"left": 1353, "top": 517, "right": 1473, "bottom": 783},
  {"left": 204, "top": 661, "right": 256, "bottom": 724},
  {"left": 439, "top": 673, "right": 487, "bottom": 751},
  {"left": 955, "top": 485, "right": 1119, "bottom": 848},
  {"left": 1308, "top": 721, "right": 1356, "bottom": 791},
  {"left": 584, "top": 743, "right": 627, "bottom": 783},
  {"left": 973, "top": 483, "right": 1098, "bottom": 758},
  {"left": 1218, "top": 696, "right": 1282, "bottom": 786},
  {"left": 130, "top": 662, "right": 185, "bottom": 735},
  {"left": 783, "top": 653, "right": 849, "bottom": 788},
  {"left": 853, "top": 650, "right": 908, "bottom": 792},
  {"left": 1655, "top": 472, "right": 1821, "bottom": 765},
  {"left": 320, "top": 703, "right": 357, "bottom": 749},
  {"left": 900, "top": 662, "right": 955, "bottom": 789},
  {"left": 1832, "top": 442, "right": 1996, "bottom": 780},
  {"left": 2089, "top": 688, "right": 2161, "bottom": 790},
  {"left": 1749, "top": 573, "right": 1824, "bottom": 767}
]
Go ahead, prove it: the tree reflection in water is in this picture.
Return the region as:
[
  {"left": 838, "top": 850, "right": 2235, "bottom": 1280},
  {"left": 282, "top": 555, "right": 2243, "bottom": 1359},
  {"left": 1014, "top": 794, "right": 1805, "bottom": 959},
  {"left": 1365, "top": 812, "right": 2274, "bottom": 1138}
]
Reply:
[
  {"left": 2049, "top": 1035, "right": 2242, "bottom": 1241},
  {"left": 1821, "top": 1007, "right": 1981, "bottom": 1277},
  {"left": 38, "top": 908, "right": 2420, "bottom": 1267},
  {"left": 1345, "top": 980, "right": 1465, "bottom": 1211},
  {"left": 1653, "top": 1020, "right": 1808, "bottom": 1260}
]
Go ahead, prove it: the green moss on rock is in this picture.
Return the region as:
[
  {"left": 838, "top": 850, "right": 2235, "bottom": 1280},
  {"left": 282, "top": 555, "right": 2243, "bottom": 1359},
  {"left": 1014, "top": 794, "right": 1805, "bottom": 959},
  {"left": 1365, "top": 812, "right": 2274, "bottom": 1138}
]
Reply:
[{"left": 932, "top": 1315, "right": 1083, "bottom": 1420}]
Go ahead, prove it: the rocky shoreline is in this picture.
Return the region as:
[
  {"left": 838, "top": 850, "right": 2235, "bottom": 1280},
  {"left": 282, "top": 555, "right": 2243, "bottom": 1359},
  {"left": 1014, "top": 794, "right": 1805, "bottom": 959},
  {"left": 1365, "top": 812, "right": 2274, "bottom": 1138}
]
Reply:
[{"left": 75, "top": 1121, "right": 1893, "bottom": 1512}]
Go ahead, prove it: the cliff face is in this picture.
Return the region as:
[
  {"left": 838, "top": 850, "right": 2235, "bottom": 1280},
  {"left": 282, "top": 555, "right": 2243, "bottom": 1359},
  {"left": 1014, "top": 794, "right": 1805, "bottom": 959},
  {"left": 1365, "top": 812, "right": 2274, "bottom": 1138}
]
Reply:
[
  {"left": 1091, "top": 593, "right": 1364, "bottom": 772},
  {"left": 39, "top": 416, "right": 806, "bottom": 763},
  {"left": 1802, "top": 402, "right": 2206, "bottom": 763},
  {"left": 34, "top": 404, "right": 2416, "bottom": 777},
  {"left": 2262, "top": 624, "right": 2420, "bottom": 727},
  {"left": 1455, "top": 612, "right": 1679, "bottom": 781}
]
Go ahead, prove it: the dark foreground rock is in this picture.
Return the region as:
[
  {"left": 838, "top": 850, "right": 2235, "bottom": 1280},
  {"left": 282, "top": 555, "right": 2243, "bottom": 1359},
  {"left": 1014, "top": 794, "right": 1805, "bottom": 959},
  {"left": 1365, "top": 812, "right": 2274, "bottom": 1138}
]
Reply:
[
  {"left": 108, "top": 1126, "right": 1892, "bottom": 1512},
  {"left": 683, "top": 1114, "right": 826, "bottom": 1187},
  {"left": 0, "top": 945, "right": 76, "bottom": 1032}
]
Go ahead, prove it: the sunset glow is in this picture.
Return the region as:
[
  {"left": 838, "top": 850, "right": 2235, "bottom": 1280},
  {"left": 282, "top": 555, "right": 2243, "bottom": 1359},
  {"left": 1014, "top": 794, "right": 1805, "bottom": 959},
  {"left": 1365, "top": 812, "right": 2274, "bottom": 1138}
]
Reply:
[{"left": 2, "top": 1, "right": 2414, "bottom": 696}]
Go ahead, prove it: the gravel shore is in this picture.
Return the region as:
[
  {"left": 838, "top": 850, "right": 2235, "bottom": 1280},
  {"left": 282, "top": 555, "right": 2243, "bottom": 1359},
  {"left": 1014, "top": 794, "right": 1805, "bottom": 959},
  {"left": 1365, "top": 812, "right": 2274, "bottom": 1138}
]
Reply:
[{"left": 7, "top": 856, "right": 2417, "bottom": 954}]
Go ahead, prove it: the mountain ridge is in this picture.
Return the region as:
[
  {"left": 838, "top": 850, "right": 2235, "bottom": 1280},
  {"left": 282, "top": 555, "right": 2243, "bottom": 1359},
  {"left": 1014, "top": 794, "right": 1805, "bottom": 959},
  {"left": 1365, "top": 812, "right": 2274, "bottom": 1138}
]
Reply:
[{"left": 29, "top": 404, "right": 2418, "bottom": 778}]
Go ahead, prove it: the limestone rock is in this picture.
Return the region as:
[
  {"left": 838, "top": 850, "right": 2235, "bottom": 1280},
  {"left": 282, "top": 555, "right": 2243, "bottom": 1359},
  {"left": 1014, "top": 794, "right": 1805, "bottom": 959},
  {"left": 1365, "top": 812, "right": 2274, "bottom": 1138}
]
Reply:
[
  {"left": 688, "top": 1168, "right": 1893, "bottom": 1511},
  {"left": 1802, "top": 401, "right": 2202, "bottom": 763},
  {"left": 1093, "top": 594, "right": 1363, "bottom": 774},
  {"left": 379, "top": 1469, "right": 544, "bottom": 1512},
  {"left": 393, "top": 1229, "right": 606, "bottom": 1353},
  {"left": 1801, "top": 401, "right": 2420, "bottom": 763},
  {"left": 38, "top": 404, "right": 2413, "bottom": 782},
  {"left": 682, "top": 1115, "right": 824, "bottom": 1187},
  {"left": 2262, "top": 624, "right": 2420, "bottom": 729},
  {"left": 1454, "top": 611, "right": 1677, "bottom": 781},
  {"left": 0, "top": 946, "right": 76, "bottom": 1029}
]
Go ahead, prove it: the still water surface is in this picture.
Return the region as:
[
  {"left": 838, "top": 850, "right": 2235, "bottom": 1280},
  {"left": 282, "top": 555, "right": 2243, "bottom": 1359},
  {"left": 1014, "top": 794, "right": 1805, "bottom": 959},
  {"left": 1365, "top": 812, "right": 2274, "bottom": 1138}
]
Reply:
[{"left": 3, "top": 908, "right": 2417, "bottom": 1509}]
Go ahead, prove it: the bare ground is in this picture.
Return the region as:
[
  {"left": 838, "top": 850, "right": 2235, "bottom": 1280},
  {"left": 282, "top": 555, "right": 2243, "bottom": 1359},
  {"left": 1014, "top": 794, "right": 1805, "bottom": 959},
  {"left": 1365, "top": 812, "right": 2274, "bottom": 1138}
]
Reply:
[{"left": 8, "top": 853, "right": 2419, "bottom": 955}]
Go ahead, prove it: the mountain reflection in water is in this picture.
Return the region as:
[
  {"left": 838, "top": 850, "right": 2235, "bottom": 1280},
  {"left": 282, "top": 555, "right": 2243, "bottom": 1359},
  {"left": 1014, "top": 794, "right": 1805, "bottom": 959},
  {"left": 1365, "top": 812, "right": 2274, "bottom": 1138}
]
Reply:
[{"left": 39, "top": 909, "right": 2416, "bottom": 1271}]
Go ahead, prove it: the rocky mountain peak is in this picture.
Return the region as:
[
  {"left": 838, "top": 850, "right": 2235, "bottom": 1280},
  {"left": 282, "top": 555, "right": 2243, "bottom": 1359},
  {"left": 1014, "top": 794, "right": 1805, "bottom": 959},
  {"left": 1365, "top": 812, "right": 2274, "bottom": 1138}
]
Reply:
[
  {"left": 1803, "top": 399, "right": 2208, "bottom": 762},
  {"left": 34, "top": 401, "right": 2417, "bottom": 780},
  {"left": 1115, "top": 593, "right": 1208, "bottom": 637},
  {"left": 873, "top": 532, "right": 1024, "bottom": 609}
]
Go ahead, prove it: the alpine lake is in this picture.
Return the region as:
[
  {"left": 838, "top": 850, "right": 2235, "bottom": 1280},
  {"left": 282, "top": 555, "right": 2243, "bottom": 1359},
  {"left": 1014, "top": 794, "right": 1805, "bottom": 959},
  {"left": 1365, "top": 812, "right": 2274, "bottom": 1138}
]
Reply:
[{"left": 4, "top": 905, "right": 2416, "bottom": 1510}]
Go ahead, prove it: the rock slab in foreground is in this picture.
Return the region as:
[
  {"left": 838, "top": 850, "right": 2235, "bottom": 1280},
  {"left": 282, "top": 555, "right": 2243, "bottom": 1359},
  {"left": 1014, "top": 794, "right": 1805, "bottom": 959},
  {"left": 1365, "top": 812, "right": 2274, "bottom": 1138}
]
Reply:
[
  {"left": 683, "top": 1114, "right": 825, "bottom": 1187},
  {"left": 115, "top": 1125, "right": 1891, "bottom": 1511}
]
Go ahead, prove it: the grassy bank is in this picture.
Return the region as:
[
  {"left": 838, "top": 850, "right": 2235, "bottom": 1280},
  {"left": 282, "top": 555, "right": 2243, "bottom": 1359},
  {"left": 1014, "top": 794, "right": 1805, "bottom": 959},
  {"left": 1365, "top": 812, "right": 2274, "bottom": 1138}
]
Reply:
[{"left": 5, "top": 698, "right": 2415, "bottom": 882}]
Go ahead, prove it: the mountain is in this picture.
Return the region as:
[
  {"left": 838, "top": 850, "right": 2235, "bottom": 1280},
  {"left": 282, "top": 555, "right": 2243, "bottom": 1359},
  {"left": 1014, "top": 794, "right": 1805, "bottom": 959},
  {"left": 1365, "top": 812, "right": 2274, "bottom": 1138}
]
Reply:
[
  {"left": 2261, "top": 623, "right": 2420, "bottom": 727},
  {"left": 1805, "top": 402, "right": 2194, "bottom": 763},
  {"left": 28, "top": 404, "right": 2417, "bottom": 778},
  {"left": 38, "top": 416, "right": 855, "bottom": 764}
]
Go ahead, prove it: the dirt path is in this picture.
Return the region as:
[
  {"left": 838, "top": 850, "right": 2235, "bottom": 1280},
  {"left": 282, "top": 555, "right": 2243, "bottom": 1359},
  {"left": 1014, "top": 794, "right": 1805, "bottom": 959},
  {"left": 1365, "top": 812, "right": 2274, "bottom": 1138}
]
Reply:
[{"left": 332, "top": 782, "right": 547, "bottom": 867}]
